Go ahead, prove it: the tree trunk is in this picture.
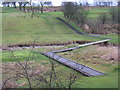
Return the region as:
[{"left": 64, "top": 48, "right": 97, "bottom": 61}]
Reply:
[
  {"left": 18, "top": 2, "right": 22, "bottom": 10},
  {"left": 41, "top": 5, "right": 43, "bottom": 13}
]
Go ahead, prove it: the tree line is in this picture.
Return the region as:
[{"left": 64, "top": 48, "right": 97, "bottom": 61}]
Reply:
[
  {"left": 62, "top": 2, "right": 89, "bottom": 25},
  {"left": 1, "top": 0, "right": 52, "bottom": 13},
  {"left": 62, "top": 2, "right": 119, "bottom": 34}
]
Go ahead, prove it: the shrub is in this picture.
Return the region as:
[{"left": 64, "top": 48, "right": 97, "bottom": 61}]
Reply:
[
  {"left": 99, "top": 13, "right": 107, "bottom": 24},
  {"left": 109, "top": 7, "right": 118, "bottom": 23}
]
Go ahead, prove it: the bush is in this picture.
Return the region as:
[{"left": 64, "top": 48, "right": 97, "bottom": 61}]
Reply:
[
  {"left": 86, "top": 18, "right": 101, "bottom": 33},
  {"left": 99, "top": 13, "right": 107, "bottom": 24},
  {"left": 74, "top": 8, "right": 89, "bottom": 25},
  {"left": 109, "top": 7, "right": 119, "bottom": 23},
  {"left": 62, "top": 2, "right": 89, "bottom": 25}
]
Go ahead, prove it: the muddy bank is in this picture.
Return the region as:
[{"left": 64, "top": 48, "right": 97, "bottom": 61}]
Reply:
[
  {"left": 1, "top": 40, "right": 91, "bottom": 50},
  {"left": 1, "top": 40, "right": 118, "bottom": 51}
]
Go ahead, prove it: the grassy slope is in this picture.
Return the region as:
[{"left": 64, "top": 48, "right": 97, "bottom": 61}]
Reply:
[
  {"left": 2, "top": 7, "right": 118, "bottom": 46},
  {"left": 88, "top": 7, "right": 110, "bottom": 18},
  {"left": 2, "top": 7, "right": 119, "bottom": 88},
  {"left": 2, "top": 7, "right": 100, "bottom": 46}
]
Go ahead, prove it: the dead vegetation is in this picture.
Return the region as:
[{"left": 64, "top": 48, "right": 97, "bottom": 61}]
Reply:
[
  {"left": 2, "top": 42, "right": 118, "bottom": 88},
  {"left": 2, "top": 61, "right": 50, "bottom": 88},
  {"left": 82, "top": 23, "right": 119, "bottom": 34},
  {"left": 1, "top": 40, "right": 91, "bottom": 50},
  {"left": 2, "top": 48, "right": 81, "bottom": 89},
  {"left": 1, "top": 40, "right": 118, "bottom": 51},
  {"left": 2, "top": 60, "right": 81, "bottom": 88},
  {"left": 58, "top": 45, "right": 119, "bottom": 66},
  {"left": 97, "top": 46, "right": 119, "bottom": 61}
]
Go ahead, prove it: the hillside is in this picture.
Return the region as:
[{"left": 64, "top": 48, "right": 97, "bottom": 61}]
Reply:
[
  {"left": 2, "top": 7, "right": 119, "bottom": 47},
  {"left": 1, "top": 7, "right": 119, "bottom": 88},
  {"left": 2, "top": 7, "right": 102, "bottom": 46}
]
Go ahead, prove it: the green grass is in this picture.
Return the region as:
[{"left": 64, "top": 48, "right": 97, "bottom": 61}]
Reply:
[
  {"left": 88, "top": 34, "right": 119, "bottom": 44},
  {"left": 2, "top": 50, "right": 49, "bottom": 63},
  {"left": 2, "top": 7, "right": 21, "bottom": 13},
  {"left": 2, "top": 46, "right": 119, "bottom": 88},
  {"left": 57, "top": 45, "right": 119, "bottom": 88},
  {"left": 74, "top": 72, "right": 118, "bottom": 88},
  {"left": 102, "top": 34, "right": 119, "bottom": 43},
  {"left": 88, "top": 7, "right": 111, "bottom": 18},
  {"left": 2, "top": 7, "right": 118, "bottom": 46},
  {"left": 1, "top": 7, "right": 112, "bottom": 46},
  {"left": 2, "top": 8, "right": 95, "bottom": 45},
  {"left": 61, "top": 17, "right": 85, "bottom": 33},
  {"left": 1, "top": 7, "right": 119, "bottom": 88}
]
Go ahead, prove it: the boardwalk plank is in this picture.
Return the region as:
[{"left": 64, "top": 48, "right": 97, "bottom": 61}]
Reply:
[
  {"left": 42, "top": 52, "right": 105, "bottom": 77},
  {"left": 41, "top": 18, "right": 111, "bottom": 77},
  {"left": 52, "top": 39, "right": 110, "bottom": 53}
]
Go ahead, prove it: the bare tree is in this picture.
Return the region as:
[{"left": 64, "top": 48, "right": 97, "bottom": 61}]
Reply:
[
  {"left": 37, "top": 0, "right": 52, "bottom": 13},
  {"left": 74, "top": 7, "right": 89, "bottom": 25},
  {"left": 18, "top": 0, "right": 29, "bottom": 11},
  {"left": 118, "top": 1, "right": 120, "bottom": 6},
  {"left": 11, "top": 2, "right": 17, "bottom": 8},
  {"left": 39, "top": 1, "right": 44, "bottom": 13},
  {"left": 2, "top": 40, "right": 37, "bottom": 89},
  {"left": 62, "top": 2, "right": 89, "bottom": 25},
  {"left": 28, "top": 0, "right": 35, "bottom": 18},
  {"left": 62, "top": 2, "right": 79, "bottom": 19},
  {"left": 99, "top": 13, "right": 107, "bottom": 24},
  {"left": 44, "top": 1, "right": 52, "bottom": 7},
  {"left": 18, "top": 2, "right": 22, "bottom": 10},
  {"left": 2, "top": 2, "right": 10, "bottom": 7},
  {"left": 2, "top": 49, "right": 81, "bottom": 88},
  {"left": 118, "top": 7, "right": 120, "bottom": 24},
  {"left": 1, "top": 0, "right": 16, "bottom": 7},
  {"left": 109, "top": 7, "right": 118, "bottom": 22},
  {"left": 22, "top": 2, "right": 29, "bottom": 12}
]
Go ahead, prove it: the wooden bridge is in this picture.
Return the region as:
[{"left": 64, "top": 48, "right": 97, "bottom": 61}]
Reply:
[
  {"left": 42, "top": 52, "right": 105, "bottom": 76},
  {"left": 42, "top": 18, "right": 111, "bottom": 77},
  {"left": 52, "top": 39, "right": 110, "bottom": 53},
  {"left": 42, "top": 39, "right": 110, "bottom": 77}
]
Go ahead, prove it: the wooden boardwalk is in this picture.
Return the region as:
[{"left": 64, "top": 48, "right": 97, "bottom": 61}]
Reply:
[
  {"left": 57, "top": 17, "right": 110, "bottom": 40},
  {"left": 42, "top": 40, "right": 110, "bottom": 76},
  {"left": 41, "top": 18, "right": 111, "bottom": 77},
  {"left": 52, "top": 39, "right": 110, "bottom": 53},
  {"left": 42, "top": 52, "right": 105, "bottom": 76}
]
